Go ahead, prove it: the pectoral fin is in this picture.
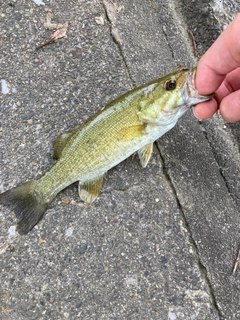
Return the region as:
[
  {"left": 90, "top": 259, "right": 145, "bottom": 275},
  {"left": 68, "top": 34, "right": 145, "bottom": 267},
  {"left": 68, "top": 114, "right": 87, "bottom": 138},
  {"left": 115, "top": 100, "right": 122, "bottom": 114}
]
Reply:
[
  {"left": 53, "top": 127, "right": 78, "bottom": 159},
  {"left": 116, "top": 124, "right": 146, "bottom": 141},
  {"left": 78, "top": 175, "right": 104, "bottom": 204},
  {"left": 138, "top": 143, "right": 153, "bottom": 168}
]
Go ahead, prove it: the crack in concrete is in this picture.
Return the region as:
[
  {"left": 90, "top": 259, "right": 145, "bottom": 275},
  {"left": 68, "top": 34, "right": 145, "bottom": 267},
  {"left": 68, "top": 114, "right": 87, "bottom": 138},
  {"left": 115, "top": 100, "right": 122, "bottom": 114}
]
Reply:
[
  {"left": 161, "top": 24, "right": 175, "bottom": 60},
  {"left": 102, "top": 1, "right": 223, "bottom": 317},
  {"left": 200, "top": 123, "right": 240, "bottom": 213},
  {"left": 102, "top": 0, "right": 135, "bottom": 87},
  {"left": 154, "top": 141, "right": 222, "bottom": 319}
]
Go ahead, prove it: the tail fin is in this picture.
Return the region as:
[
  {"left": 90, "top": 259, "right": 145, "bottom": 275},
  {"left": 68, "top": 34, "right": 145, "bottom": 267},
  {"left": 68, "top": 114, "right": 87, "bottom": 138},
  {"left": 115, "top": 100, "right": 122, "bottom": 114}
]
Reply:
[{"left": 0, "top": 180, "right": 50, "bottom": 235}]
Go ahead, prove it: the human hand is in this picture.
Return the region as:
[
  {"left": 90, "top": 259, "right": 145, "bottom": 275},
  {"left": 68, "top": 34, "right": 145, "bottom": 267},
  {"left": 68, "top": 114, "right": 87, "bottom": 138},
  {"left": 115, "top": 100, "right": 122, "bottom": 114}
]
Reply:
[{"left": 194, "top": 14, "right": 240, "bottom": 123}]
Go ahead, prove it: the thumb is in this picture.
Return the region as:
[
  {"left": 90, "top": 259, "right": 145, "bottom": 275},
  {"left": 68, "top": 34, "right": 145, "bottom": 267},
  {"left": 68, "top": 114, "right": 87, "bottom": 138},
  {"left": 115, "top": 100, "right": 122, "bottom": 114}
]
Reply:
[{"left": 195, "top": 14, "right": 240, "bottom": 94}]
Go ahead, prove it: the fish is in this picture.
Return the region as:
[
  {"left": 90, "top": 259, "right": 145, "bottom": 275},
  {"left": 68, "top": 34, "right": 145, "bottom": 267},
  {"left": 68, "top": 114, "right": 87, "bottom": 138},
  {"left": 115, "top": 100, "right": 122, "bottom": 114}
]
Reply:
[{"left": 0, "top": 68, "right": 213, "bottom": 234}]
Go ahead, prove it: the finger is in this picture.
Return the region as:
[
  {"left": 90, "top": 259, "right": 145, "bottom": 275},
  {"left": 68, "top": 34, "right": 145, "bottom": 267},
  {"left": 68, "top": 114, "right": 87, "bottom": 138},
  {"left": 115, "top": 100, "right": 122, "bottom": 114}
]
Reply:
[
  {"left": 220, "top": 90, "right": 240, "bottom": 122},
  {"left": 193, "top": 98, "right": 219, "bottom": 120},
  {"left": 194, "top": 67, "right": 240, "bottom": 119},
  {"left": 222, "top": 67, "right": 240, "bottom": 92},
  {"left": 195, "top": 14, "right": 240, "bottom": 94}
]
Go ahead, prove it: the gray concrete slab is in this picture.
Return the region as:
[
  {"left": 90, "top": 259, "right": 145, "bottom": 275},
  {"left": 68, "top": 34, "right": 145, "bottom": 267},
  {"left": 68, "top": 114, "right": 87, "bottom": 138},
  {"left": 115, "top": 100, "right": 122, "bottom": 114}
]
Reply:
[{"left": 0, "top": 1, "right": 239, "bottom": 319}]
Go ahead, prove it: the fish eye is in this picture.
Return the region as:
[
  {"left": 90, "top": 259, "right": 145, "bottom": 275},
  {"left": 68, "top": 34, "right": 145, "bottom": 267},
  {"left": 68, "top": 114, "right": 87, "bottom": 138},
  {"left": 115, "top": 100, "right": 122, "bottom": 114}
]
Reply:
[{"left": 165, "top": 79, "right": 176, "bottom": 91}]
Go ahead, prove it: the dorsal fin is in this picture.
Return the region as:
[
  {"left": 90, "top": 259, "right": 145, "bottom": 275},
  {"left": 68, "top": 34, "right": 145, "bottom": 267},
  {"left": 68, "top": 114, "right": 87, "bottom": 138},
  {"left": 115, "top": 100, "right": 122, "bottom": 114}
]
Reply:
[{"left": 52, "top": 128, "right": 78, "bottom": 159}]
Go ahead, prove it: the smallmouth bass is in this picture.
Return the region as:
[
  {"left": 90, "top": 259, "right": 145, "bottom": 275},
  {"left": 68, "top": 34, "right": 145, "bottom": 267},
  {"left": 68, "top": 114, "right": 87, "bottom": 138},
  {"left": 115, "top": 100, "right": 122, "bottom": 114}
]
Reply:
[{"left": 0, "top": 68, "right": 213, "bottom": 234}]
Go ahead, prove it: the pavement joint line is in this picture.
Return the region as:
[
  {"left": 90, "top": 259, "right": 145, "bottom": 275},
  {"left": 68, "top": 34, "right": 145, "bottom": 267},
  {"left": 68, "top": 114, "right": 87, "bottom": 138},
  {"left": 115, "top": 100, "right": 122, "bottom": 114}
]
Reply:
[
  {"left": 154, "top": 141, "right": 222, "bottom": 319},
  {"left": 102, "top": 0, "right": 136, "bottom": 87},
  {"left": 197, "top": 259, "right": 223, "bottom": 320},
  {"left": 199, "top": 122, "right": 240, "bottom": 214}
]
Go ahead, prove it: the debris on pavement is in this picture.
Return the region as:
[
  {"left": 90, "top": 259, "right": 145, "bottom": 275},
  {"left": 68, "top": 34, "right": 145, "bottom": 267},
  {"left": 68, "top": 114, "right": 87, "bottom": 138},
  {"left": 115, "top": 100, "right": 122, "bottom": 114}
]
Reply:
[
  {"left": 1, "top": 79, "right": 10, "bottom": 94},
  {"left": 65, "top": 227, "right": 74, "bottom": 238},
  {"left": 38, "top": 238, "right": 45, "bottom": 245},
  {"left": 95, "top": 16, "right": 105, "bottom": 25},
  {"left": 37, "top": 22, "right": 69, "bottom": 49},
  {"left": 32, "top": 0, "right": 45, "bottom": 5},
  {"left": 232, "top": 248, "right": 240, "bottom": 275},
  {"left": 188, "top": 29, "right": 198, "bottom": 57}
]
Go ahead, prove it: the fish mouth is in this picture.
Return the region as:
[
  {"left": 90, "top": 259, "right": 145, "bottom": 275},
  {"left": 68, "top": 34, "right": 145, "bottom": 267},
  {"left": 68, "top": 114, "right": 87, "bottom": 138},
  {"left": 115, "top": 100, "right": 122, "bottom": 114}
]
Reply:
[{"left": 181, "top": 68, "right": 214, "bottom": 109}]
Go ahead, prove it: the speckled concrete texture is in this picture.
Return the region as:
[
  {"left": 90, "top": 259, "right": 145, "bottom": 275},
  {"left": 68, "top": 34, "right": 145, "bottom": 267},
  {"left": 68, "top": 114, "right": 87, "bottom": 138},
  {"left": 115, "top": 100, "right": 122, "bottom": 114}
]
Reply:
[{"left": 0, "top": 1, "right": 240, "bottom": 319}]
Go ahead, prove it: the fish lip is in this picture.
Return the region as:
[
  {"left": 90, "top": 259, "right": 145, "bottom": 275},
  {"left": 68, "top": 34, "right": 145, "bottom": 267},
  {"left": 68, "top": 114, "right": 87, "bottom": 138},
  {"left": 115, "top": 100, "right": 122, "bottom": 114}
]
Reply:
[{"left": 182, "top": 68, "right": 214, "bottom": 108}]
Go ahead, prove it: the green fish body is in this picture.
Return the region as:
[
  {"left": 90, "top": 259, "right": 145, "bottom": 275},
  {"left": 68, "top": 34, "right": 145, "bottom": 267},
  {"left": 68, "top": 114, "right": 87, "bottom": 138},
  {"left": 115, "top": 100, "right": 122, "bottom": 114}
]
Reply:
[{"left": 0, "top": 68, "right": 212, "bottom": 234}]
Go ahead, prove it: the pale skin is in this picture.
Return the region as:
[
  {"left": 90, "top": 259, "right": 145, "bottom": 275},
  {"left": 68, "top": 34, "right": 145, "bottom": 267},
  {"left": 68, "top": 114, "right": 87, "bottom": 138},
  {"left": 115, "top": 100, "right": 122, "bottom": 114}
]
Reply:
[{"left": 194, "top": 13, "right": 240, "bottom": 123}]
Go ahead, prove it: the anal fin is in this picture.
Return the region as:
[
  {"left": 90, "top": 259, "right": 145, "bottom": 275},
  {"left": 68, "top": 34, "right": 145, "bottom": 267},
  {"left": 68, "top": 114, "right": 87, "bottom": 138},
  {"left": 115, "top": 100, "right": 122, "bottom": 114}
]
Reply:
[
  {"left": 138, "top": 143, "right": 153, "bottom": 168},
  {"left": 79, "top": 175, "right": 104, "bottom": 204}
]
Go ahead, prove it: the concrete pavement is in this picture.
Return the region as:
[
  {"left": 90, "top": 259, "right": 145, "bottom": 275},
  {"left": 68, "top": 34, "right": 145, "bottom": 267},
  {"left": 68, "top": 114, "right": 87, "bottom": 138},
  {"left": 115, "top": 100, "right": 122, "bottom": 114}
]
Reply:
[{"left": 1, "top": 1, "right": 240, "bottom": 319}]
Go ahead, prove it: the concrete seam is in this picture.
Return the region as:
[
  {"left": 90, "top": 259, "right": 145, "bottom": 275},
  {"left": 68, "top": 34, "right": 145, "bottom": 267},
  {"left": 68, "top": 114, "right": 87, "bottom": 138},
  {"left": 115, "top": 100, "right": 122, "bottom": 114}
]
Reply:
[
  {"left": 158, "top": 1, "right": 198, "bottom": 64},
  {"left": 154, "top": 141, "right": 222, "bottom": 319},
  {"left": 200, "top": 123, "right": 240, "bottom": 213},
  {"left": 102, "top": 0, "right": 135, "bottom": 87}
]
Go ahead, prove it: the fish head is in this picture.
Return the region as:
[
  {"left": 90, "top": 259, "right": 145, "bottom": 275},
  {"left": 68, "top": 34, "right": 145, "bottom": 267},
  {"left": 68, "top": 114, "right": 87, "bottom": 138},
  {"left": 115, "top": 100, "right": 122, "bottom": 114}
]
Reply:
[
  {"left": 144, "top": 68, "right": 214, "bottom": 127},
  {"left": 159, "top": 67, "right": 213, "bottom": 111}
]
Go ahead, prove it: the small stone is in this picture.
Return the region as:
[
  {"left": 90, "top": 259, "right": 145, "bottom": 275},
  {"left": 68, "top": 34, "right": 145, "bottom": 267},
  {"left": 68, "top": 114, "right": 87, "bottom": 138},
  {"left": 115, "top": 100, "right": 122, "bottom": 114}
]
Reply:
[
  {"left": 63, "top": 198, "right": 70, "bottom": 204},
  {"left": 95, "top": 16, "right": 105, "bottom": 25},
  {"left": 39, "top": 238, "right": 45, "bottom": 244},
  {"left": 65, "top": 227, "right": 73, "bottom": 237}
]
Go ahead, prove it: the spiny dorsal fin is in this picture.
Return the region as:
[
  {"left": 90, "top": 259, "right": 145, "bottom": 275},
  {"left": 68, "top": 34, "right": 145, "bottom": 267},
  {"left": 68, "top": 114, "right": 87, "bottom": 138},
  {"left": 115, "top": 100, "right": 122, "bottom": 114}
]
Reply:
[
  {"left": 138, "top": 143, "right": 153, "bottom": 168},
  {"left": 78, "top": 175, "right": 104, "bottom": 204},
  {"left": 52, "top": 127, "right": 78, "bottom": 159}
]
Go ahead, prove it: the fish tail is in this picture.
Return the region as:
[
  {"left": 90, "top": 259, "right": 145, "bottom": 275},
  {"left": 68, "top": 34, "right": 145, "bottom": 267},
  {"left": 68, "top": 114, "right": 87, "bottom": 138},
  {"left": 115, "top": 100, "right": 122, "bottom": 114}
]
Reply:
[{"left": 0, "top": 180, "right": 50, "bottom": 235}]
